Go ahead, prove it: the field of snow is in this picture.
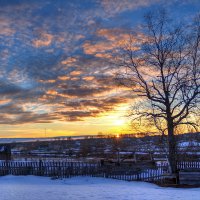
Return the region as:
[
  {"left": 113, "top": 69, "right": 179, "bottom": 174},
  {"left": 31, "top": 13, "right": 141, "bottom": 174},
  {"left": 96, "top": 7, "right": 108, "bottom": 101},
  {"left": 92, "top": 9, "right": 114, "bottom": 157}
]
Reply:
[
  {"left": 0, "top": 136, "right": 86, "bottom": 144},
  {"left": 0, "top": 176, "right": 200, "bottom": 200}
]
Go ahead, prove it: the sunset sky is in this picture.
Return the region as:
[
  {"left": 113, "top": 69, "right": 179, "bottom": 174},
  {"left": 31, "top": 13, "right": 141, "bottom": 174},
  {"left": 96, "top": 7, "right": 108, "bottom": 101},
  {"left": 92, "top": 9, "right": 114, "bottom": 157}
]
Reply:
[{"left": 0, "top": 0, "right": 200, "bottom": 138}]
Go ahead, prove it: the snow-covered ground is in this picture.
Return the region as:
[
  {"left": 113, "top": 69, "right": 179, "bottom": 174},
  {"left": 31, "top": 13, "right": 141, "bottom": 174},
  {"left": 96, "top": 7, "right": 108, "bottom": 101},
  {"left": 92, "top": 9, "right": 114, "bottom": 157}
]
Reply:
[
  {"left": 0, "top": 176, "right": 199, "bottom": 200},
  {"left": 0, "top": 136, "right": 85, "bottom": 144}
]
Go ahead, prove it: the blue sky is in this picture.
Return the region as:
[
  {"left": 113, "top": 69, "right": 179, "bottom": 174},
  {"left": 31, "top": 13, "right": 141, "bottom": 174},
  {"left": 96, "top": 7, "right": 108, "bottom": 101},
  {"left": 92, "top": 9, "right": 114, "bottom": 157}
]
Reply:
[{"left": 0, "top": 0, "right": 199, "bottom": 137}]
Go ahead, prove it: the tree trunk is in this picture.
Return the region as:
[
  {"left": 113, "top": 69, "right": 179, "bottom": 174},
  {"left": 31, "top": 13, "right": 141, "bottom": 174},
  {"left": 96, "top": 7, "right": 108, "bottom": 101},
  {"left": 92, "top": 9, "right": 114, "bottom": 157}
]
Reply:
[{"left": 167, "top": 120, "right": 177, "bottom": 174}]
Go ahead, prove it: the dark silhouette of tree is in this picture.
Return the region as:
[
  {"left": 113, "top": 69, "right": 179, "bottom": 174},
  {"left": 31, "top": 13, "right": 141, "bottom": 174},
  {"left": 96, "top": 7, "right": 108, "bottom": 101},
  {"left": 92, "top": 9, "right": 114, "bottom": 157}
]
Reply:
[{"left": 117, "top": 10, "right": 200, "bottom": 173}]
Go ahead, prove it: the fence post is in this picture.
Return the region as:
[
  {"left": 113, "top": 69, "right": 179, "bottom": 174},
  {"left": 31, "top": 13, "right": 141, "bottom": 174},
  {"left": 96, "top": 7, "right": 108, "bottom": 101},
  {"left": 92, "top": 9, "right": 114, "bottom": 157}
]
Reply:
[{"left": 39, "top": 160, "right": 43, "bottom": 176}]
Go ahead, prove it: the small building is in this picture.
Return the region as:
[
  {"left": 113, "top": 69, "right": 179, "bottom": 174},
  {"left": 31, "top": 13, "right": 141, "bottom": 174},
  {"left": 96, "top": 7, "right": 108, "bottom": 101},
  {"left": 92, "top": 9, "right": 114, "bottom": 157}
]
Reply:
[{"left": 0, "top": 144, "right": 11, "bottom": 160}]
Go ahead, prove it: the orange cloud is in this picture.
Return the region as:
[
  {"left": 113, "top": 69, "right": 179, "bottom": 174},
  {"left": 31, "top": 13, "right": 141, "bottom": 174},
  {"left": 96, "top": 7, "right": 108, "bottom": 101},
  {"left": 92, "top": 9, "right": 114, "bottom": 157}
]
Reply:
[
  {"left": 55, "top": 93, "right": 74, "bottom": 99},
  {"left": 0, "top": 99, "right": 11, "bottom": 105},
  {"left": 71, "top": 77, "right": 79, "bottom": 81},
  {"left": 61, "top": 57, "right": 77, "bottom": 65},
  {"left": 95, "top": 53, "right": 112, "bottom": 59},
  {"left": 46, "top": 89, "right": 57, "bottom": 95},
  {"left": 33, "top": 33, "right": 53, "bottom": 47},
  {"left": 97, "top": 28, "right": 130, "bottom": 41},
  {"left": 83, "top": 41, "right": 112, "bottom": 55},
  {"left": 83, "top": 28, "right": 142, "bottom": 56},
  {"left": 82, "top": 76, "right": 94, "bottom": 81},
  {"left": 58, "top": 75, "right": 70, "bottom": 81},
  {"left": 39, "top": 79, "right": 56, "bottom": 83},
  {"left": 70, "top": 70, "right": 82, "bottom": 76}
]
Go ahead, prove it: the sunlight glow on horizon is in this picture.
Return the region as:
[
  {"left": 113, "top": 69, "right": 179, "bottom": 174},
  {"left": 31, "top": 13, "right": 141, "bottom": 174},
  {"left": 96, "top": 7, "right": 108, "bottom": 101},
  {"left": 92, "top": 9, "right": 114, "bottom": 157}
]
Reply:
[{"left": 0, "top": 104, "right": 132, "bottom": 138}]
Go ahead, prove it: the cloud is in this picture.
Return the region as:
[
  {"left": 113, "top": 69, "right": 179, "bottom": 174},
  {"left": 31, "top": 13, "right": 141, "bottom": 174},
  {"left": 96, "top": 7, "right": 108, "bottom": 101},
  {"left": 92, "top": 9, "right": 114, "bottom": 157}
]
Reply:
[
  {"left": 82, "top": 76, "right": 94, "bottom": 81},
  {"left": 83, "top": 41, "right": 113, "bottom": 55},
  {"left": 55, "top": 93, "right": 132, "bottom": 121},
  {"left": 58, "top": 75, "right": 70, "bottom": 81},
  {"left": 0, "top": 0, "right": 196, "bottom": 128},
  {"left": 100, "top": 0, "right": 159, "bottom": 17},
  {"left": 46, "top": 90, "right": 57, "bottom": 95},
  {"left": 0, "top": 17, "right": 15, "bottom": 36},
  {"left": 62, "top": 87, "right": 110, "bottom": 97},
  {"left": 61, "top": 57, "right": 77, "bottom": 65},
  {"left": 0, "top": 99, "right": 11, "bottom": 105},
  {"left": 0, "top": 0, "right": 139, "bottom": 126},
  {"left": 70, "top": 70, "right": 82, "bottom": 76},
  {"left": 83, "top": 28, "right": 140, "bottom": 58},
  {"left": 58, "top": 110, "right": 100, "bottom": 121},
  {"left": 0, "top": 80, "right": 25, "bottom": 95},
  {"left": 39, "top": 79, "right": 56, "bottom": 83},
  {"left": 0, "top": 112, "right": 59, "bottom": 125},
  {"left": 0, "top": 104, "right": 26, "bottom": 114},
  {"left": 33, "top": 33, "right": 54, "bottom": 47}
]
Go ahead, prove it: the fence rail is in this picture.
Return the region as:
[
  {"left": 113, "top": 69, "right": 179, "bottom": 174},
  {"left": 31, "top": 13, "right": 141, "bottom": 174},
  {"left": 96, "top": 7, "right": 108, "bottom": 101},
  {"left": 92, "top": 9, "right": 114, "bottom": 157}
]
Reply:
[{"left": 0, "top": 161, "right": 199, "bottom": 184}]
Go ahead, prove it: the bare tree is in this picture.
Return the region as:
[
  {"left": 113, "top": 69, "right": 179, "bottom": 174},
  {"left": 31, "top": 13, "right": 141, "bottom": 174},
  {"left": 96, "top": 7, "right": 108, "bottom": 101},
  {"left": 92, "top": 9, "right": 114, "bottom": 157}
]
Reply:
[{"left": 117, "top": 10, "right": 200, "bottom": 173}]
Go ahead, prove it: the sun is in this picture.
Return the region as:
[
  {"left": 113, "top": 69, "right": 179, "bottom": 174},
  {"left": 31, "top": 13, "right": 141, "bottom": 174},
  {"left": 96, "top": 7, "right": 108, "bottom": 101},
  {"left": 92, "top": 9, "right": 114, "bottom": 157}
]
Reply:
[{"left": 116, "top": 134, "right": 120, "bottom": 138}]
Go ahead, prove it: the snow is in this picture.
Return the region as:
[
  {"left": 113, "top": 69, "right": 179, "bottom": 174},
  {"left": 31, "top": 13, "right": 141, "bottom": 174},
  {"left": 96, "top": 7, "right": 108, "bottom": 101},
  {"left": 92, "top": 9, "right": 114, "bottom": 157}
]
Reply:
[
  {"left": 178, "top": 141, "right": 200, "bottom": 147},
  {"left": 0, "top": 176, "right": 200, "bottom": 200},
  {"left": 0, "top": 136, "right": 86, "bottom": 144}
]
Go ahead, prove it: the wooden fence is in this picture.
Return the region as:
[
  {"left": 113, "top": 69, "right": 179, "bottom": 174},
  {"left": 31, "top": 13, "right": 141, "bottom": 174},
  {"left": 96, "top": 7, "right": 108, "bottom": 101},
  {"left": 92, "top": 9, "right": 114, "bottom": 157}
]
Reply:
[
  {"left": 0, "top": 161, "right": 199, "bottom": 184},
  {"left": 177, "top": 161, "right": 200, "bottom": 170}
]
